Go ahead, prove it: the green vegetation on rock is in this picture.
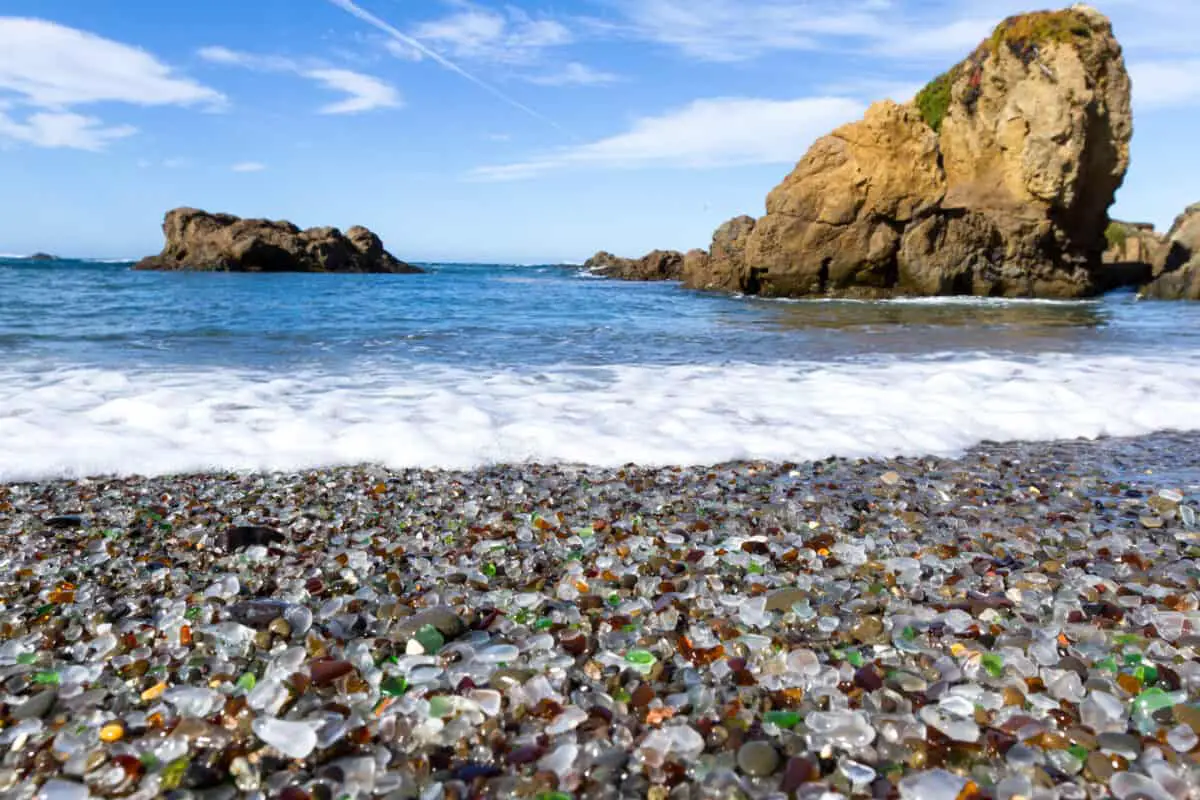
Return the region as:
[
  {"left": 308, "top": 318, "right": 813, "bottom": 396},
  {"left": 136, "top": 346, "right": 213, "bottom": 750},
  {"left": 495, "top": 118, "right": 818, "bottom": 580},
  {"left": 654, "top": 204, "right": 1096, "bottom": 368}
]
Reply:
[
  {"left": 915, "top": 66, "right": 960, "bottom": 133},
  {"left": 987, "top": 9, "right": 1094, "bottom": 57},
  {"left": 1105, "top": 222, "right": 1128, "bottom": 251},
  {"left": 915, "top": 9, "right": 1099, "bottom": 135}
]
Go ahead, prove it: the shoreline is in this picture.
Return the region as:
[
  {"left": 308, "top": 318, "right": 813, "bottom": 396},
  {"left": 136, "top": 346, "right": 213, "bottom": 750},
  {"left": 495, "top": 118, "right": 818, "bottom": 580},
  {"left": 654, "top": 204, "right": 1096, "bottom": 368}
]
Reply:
[
  {"left": 3, "top": 429, "right": 1199, "bottom": 488},
  {"left": 1, "top": 432, "right": 1199, "bottom": 797}
]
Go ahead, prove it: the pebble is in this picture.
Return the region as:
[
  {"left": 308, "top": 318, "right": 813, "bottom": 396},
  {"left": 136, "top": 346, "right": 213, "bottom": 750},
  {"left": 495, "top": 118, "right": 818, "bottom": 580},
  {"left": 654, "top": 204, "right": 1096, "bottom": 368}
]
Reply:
[
  {"left": 1110, "top": 771, "right": 1176, "bottom": 800},
  {"left": 251, "top": 718, "right": 317, "bottom": 759},
  {"left": 2, "top": 435, "right": 1200, "bottom": 799},
  {"left": 13, "top": 689, "right": 57, "bottom": 720},
  {"left": 1169, "top": 723, "right": 1199, "bottom": 752},
  {"left": 765, "top": 587, "right": 807, "bottom": 612},
  {"left": 36, "top": 780, "right": 90, "bottom": 800},
  {"left": 98, "top": 723, "right": 123, "bottom": 743},
  {"left": 898, "top": 769, "right": 966, "bottom": 800},
  {"left": 736, "top": 741, "right": 780, "bottom": 777}
]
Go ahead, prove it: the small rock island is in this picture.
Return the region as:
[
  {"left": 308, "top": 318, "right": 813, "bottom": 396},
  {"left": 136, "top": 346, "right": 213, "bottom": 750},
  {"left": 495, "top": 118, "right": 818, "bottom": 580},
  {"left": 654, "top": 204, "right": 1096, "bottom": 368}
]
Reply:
[{"left": 134, "top": 208, "right": 422, "bottom": 274}]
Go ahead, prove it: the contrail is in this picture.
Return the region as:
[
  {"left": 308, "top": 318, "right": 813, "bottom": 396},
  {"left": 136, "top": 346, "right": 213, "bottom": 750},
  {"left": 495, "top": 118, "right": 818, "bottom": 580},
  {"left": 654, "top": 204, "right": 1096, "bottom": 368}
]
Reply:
[{"left": 326, "top": 0, "right": 567, "bottom": 133}]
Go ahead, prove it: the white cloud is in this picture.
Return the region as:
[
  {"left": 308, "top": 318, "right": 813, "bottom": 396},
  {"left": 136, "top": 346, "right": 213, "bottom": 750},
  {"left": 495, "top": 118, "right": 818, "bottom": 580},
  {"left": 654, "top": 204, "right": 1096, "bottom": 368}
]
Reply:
[
  {"left": 873, "top": 17, "right": 998, "bottom": 59},
  {"left": 0, "top": 110, "right": 135, "bottom": 151},
  {"left": 137, "top": 157, "right": 189, "bottom": 168},
  {"left": 470, "top": 96, "right": 864, "bottom": 180},
  {"left": 1129, "top": 60, "right": 1200, "bottom": 109},
  {"left": 198, "top": 46, "right": 401, "bottom": 114},
  {"left": 818, "top": 78, "right": 921, "bottom": 103},
  {"left": 231, "top": 161, "right": 266, "bottom": 172},
  {"left": 306, "top": 68, "right": 402, "bottom": 114},
  {"left": 0, "top": 18, "right": 223, "bottom": 107},
  {"left": 412, "top": 3, "right": 572, "bottom": 66},
  {"left": 197, "top": 46, "right": 296, "bottom": 72},
  {"left": 526, "top": 62, "right": 619, "bottom": 87},
  {"left": 0, "top": 17, "right": 223, "bottom": 150}
]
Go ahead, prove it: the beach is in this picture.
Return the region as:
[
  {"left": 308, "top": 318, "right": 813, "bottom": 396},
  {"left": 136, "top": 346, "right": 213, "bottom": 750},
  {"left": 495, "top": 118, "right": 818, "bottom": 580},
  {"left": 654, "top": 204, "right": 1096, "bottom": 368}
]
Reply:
[{"left": 3, "top": 432, "right": 1199, "bottom": 798}]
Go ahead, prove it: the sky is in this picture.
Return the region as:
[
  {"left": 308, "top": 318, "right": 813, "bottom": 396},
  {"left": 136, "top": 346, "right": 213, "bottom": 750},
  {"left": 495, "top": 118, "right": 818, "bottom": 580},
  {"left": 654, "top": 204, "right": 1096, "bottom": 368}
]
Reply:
[{"left": 1, "top": 0, "right": 1198, "bottom": 263}]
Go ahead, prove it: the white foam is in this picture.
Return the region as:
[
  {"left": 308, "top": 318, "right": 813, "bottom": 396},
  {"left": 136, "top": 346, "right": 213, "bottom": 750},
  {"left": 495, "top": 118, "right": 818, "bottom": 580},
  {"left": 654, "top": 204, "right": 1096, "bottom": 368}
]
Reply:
[{"left": 1, "top": 354, "right": 1197, "bottom": 480}]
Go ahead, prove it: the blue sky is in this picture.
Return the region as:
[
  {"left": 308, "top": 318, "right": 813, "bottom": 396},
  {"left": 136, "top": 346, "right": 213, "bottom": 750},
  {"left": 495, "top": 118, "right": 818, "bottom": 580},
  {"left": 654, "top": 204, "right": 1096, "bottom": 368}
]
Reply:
[{"left": 1, "top": 0, "right": 1198, "bottom": 263}]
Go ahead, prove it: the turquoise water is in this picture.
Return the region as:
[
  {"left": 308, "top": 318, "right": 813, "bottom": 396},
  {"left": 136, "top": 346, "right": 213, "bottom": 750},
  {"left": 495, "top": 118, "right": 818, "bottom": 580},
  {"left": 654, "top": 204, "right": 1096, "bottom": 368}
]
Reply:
[{"left": 1, "top": 257, "right": 1199, "bottom": 478}]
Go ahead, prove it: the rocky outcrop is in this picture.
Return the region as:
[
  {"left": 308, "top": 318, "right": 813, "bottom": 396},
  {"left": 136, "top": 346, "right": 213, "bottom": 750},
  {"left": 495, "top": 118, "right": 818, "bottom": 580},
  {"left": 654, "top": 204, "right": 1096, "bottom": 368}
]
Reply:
[
  {"left": 1141, "top": 204, "right": 1200, "bottom": 300},
  {"left": 583, "top": 249, "right": 685, "bottom": 281},
  {"left": 28, "top": 252, "right": 57, "bottom": 262},
  {"left": 135, "top": 208, "right": 422, "bottom": 274},
  {"left": 1093, "top": 221, "right": 1162, "bottom": 292},
  {"left": 682, "top": 7, "right": 1132, "bottom": 299},
  {"left": 1103, "top": 221, "right": 1165, "bottom": 267}
]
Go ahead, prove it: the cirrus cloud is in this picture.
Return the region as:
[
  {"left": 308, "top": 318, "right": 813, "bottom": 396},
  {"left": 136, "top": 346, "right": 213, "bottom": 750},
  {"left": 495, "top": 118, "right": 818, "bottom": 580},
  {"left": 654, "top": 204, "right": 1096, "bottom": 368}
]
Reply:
[
  {"left": 411, "top": 2, "right": 572, "bottom": 66},
  {"left": 470, "top": 96, "right": 864, "bottom": 180},
  {"left": 197, "top": 46, "right": 402, "bottom": 114},
  {"left": 525, "top": 62, "right": 620, "bottom": 87}
]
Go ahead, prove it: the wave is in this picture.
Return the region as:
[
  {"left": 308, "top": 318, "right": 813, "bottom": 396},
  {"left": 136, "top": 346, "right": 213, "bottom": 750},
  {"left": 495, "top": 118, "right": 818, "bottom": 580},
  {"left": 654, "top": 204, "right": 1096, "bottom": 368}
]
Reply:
[{"left": 0, "top": 353, "right": 1197, "bottom": 480}]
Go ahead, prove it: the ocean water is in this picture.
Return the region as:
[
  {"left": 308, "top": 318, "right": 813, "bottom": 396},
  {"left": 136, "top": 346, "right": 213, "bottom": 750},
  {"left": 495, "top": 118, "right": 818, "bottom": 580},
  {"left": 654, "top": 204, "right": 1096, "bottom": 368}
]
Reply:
[{"left": 2, "top": 257, "right": 1199, "bottom": 480}]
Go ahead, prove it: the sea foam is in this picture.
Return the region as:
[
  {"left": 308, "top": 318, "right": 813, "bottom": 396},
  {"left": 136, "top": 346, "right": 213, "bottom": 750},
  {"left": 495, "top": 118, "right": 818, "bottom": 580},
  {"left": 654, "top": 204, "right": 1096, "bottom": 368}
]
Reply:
[{"left": 1, "top": 353, "right": 1197, "bottom": 480}]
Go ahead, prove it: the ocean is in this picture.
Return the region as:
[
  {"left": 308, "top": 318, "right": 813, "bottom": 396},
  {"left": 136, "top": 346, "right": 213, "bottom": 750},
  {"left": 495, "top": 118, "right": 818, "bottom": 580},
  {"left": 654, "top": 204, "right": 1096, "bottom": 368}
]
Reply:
[{"left": 2, "top": 256, "right": 1199, "bottom": 481}]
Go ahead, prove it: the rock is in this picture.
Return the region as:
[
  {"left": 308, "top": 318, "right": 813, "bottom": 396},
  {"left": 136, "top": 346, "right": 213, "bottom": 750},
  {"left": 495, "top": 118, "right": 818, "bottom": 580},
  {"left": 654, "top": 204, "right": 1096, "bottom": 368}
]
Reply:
[
  {"left": 1141, "top": 260, "right": 1200, "bottom": 301},
  {"left": 134, "top": 208, "right": 423, "bottom": 274},
  {"left": 1141, "top": 204, "right": 1200, "bottom": 300},
  {"left": 228, "top": 600, "right": 291, "bottom": 629},
  {"left": 583, "top": 249, "right": 684, "bottom": 281},
  {"left": 684, "top": 216, "right": 755, "bottom": 292},
  {"left": 43, "top": 515, "right": 84, "bottom": 530},
  {"left": 392, "top": 606, "right": 466, "bottom": 642},
  {"left": 28, "top": 253, "right": 57, "bottom": 262},
  {"left": 1159, "top": 203, "right": 1200, "bottom": 271},
  {"left": 686, "top": 7, "right": 1132, "bottom": 299},
  {"left": 222, "top": 525, "right": 285, "bottom": 551},
  {"left": 1097, "top": 221, "right": 1163, "bottom": 292},
  {"left": 1103, "top": 221, "right": 1165, "bottom": 268},
  {"left": 681, "top": 248, "right": 710, "bottom": 283}
]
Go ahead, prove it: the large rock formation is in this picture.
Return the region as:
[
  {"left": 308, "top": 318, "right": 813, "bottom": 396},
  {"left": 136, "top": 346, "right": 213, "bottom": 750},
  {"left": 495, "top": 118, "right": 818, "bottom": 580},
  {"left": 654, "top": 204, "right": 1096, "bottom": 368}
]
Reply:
[
  {"left": 1141, "top": 204, "right": 1200, "bottom": 300},
  {"left": 135, "top": 208, "right": 422, "bottom": 274},
  {"left": 681, "top": 6, "right": 1132, "bottom": 299},
  {"left": 583, "top": 249, "right": 687, "bottom": 281}
]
